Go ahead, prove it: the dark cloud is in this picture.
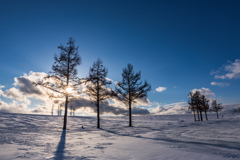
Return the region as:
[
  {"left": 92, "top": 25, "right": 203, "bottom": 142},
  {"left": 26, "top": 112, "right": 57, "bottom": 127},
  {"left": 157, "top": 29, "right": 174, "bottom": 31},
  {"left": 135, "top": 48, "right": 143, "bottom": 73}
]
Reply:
[
  {"left": 132, "top": 107, "right": 150, "bottom": 115},
  {"left": 31, "top": 106, "right": 48, "bottom": 113},
  {"left": 69, "top": 97, "right": 150, "bottom": 115},
  {"left": 53, "top": 100, "right": 61, "bottom": 104},
  {"left": 16, "top": 77, "right": 43, "bottom": 95},
  {"left": 0, "top": 108, "right": 12, "bottom": 113},
  {"left": 3, "top": 88, "right": 25, "bottom": 101}
]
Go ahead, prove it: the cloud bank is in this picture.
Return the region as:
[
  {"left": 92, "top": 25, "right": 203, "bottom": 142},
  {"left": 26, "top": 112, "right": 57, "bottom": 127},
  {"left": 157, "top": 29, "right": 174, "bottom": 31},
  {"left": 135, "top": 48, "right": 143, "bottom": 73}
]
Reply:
[
  {"left": 0, "top": 71, "right": 150, "bottom": 116},
  {"left": 1, "top": 71, "right": 238, "bottom": 116}
]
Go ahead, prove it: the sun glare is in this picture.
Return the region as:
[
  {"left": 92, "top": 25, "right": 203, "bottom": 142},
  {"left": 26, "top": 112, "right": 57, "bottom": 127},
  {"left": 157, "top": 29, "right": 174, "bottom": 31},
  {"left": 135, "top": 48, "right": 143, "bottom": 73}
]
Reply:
[{"left": 66, "top": 87, "right": 73, "bottom": 94}]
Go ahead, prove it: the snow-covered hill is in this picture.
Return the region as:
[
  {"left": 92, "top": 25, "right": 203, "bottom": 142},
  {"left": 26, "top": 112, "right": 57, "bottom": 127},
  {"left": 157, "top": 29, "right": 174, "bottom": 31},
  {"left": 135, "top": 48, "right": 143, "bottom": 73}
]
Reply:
[{"left": 0, "top": 113, "right": 239, "bottom": 160}]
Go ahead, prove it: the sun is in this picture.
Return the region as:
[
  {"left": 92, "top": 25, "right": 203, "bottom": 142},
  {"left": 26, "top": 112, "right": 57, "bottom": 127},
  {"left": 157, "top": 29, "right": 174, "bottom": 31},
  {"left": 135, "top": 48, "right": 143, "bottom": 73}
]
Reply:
[{"left": 66, "top": 87, "right": 73, "bottom": 94}]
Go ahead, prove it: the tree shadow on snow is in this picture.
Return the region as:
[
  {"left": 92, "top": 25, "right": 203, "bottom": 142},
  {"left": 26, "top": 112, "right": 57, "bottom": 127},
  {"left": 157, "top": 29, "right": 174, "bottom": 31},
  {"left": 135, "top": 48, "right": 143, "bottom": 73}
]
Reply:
[
  {"left": 100, "top": 127, "right": 240, "bottom": 152},
  {"left": 54, "top": 130, "right": 66, "bottom": 160}
]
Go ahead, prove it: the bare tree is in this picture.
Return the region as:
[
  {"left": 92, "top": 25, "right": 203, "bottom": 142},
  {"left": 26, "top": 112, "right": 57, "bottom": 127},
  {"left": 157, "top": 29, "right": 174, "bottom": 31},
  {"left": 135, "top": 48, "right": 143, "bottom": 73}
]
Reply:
[
  {"left": 35, "top": 37, "right": 81, "bottom": 130},
  {"left": 211, "top": 99, "right": 223, "bottom": 119},
  {"left": 85, "top": 58, "right": 113, "bottom": 128},
  {"left": 115, "top": 64, "right": 151, "bottom": 127}
]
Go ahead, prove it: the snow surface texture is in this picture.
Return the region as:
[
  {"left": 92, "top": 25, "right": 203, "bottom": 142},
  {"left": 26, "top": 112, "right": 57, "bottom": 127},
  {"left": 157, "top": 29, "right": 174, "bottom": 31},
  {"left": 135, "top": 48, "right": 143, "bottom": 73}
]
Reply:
[{"left": 0, "top": 113, "right": 239, "bottom": 160}]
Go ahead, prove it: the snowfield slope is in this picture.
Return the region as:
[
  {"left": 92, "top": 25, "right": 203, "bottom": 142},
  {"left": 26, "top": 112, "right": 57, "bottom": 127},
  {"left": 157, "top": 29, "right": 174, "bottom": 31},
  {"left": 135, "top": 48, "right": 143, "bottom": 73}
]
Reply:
[{"left": 0, "top": 113, "right": 239, "bottom": 160}]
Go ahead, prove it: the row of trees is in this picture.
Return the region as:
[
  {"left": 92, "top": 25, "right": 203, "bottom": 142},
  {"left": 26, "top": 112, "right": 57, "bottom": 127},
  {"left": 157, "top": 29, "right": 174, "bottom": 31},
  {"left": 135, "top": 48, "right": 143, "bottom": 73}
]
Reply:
[
  {"left": 36, "top": 38, "right": 151, "bottom": 130},
  {"left": 85, "top": 59, "right": 151, "bottom": 128},
  {"left": 51, "top": 104, "right": 75, "bottom": 116},
  {"left": 188, "top": 91, "right": 223, "bottom": 121}
]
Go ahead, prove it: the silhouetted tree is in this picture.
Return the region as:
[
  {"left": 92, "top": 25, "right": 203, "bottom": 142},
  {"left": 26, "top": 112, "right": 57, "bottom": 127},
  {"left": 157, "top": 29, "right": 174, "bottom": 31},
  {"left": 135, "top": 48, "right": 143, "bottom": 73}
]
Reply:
[
  {"left": 188, "top": 92, "right": 197, "bottom": 121},
  {"left": 115, "top": 64, "right": 151, "bottom": 127},
  {"left": 58, "top": 105, "right": 60, "bottom": 116},
  {"left": 201, "top": 95, "right": 209, "bottom": 121},
  {"left": 189, "top": 91, "right": 201, "bottom": 121},
  {"left": 85, "top": 59, "right": 113, "bottom": 128},
  {"left": 58, "top": 105, "right": 62, "bottom": 116},
  {"left": 188, "top": 91, "right": 208, "bottom": 121},
  {"left": 51, "top": 104, "right": 54, "bottom": 115},
  {"left": 211, "top": 99, "right": 223, "bottom": 119},
  {"left": 69, "top": 105, "right": 72, "bottom": 116},
  {"left": 73, "top": 108, "right": 76, "bottom": 116},
  {"left": 35, "top": 37, "right": 81, "bottom": 129},
  {"left": 197, "top": 92, "right": 204, "bottom": 121}
]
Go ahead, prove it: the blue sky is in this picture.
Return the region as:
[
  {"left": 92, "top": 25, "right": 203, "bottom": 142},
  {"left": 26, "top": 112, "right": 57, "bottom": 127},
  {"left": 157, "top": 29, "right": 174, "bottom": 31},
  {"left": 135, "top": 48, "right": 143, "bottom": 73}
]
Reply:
[{"left": 0, "top": 0, "right": 240, "bottom": 115}]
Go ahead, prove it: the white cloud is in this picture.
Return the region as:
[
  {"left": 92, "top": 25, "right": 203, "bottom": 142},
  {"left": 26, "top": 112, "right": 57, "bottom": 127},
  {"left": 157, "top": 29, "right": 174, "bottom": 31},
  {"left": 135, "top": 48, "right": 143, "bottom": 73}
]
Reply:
[
  {"left": 134, "top": 96, "right": 152, "bottom": 107},
  {"left": 155, "top": 87, "right": 167, "bottom": 92},
  {"left": 0, "top": 85, "right": 5, "bottom": 95},
  {"left": 190, "top": 87, "right": 215, "bottom": 102},
  {"left": 105, "top": 77, "right": 113, "bottom": 82},
  {"left": 212, "top": 59, "right": 240, "bottom": 79},
  {"left": 0, "top": 71, "right": 58, "bottom": 114},
  {"left": 150, "top": 102, "right": 189, "bottom": 115},
  {"left": 3, "top": 88, "right": 31, "bottom": 105},
  {"left": 211, "top": 82, "right": 229, "bottom": 87},
  {"left": 0, "top": 99, "right": 29, "bottom": 114}
]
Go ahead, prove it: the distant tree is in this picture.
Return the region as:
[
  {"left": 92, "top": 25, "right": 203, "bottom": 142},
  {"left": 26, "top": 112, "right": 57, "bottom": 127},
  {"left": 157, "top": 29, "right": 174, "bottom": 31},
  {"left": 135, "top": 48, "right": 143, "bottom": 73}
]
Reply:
[
  {"left": 232, "top": 107, "right": 240, "bottom": 114},
  {"left": 211, "top": 99, "right": 223, "bottom": 119},
  {"left": 35, "top": 37, "right": 81, "bottom": 129},
  {"left": 69, "top": 104, "right": 75, "bottom": 116},
  {"left": 51, "top": 104, "right": 54, "bottom": 115},
  {"left": 201, "top": 95, "right": 209, "bottom": 121},
  {"left": 115, "top": 64, "right": 151, "bottom": 127},
  {"left": 188, "top": 91, "right": 201, "bottom": 121},
  {"left": 73, "top": 108, "right": 76, "bottom": 116},
  {"left": 58, "top": 105, "right": 62, "bottom": 116},
  {"left": 188, "top": 91, "right": 209, "bottom": 121},
  {"left": 85, "top": 58, "right": 113, "bottom": 128}
]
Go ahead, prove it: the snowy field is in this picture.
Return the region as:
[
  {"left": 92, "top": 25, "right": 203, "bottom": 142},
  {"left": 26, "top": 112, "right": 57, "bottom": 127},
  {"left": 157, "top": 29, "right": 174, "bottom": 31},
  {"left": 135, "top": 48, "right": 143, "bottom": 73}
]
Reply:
[{"left": 0, "top": 113, "right": 240, "bottom": 160}]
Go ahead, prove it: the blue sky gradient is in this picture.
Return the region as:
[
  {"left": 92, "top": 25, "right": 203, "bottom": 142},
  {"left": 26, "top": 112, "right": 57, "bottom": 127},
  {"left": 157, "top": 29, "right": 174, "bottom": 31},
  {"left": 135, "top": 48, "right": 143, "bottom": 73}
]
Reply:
[{"left": 0, "top": 0, "right": 240, "bottom": 114}]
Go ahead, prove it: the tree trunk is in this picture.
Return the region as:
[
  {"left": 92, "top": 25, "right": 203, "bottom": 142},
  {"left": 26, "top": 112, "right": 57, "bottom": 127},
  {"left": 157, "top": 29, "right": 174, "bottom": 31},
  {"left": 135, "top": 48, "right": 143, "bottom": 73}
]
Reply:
[
  {"left": 200, "top": 110, "right": 203, "bottom": 121},
  {"left": 63, "top": 94, "right": 68, "bottom": 130},
  {"left": 193, "top": 110, "right": 196, "bottom": 121},
  {"left": 63, "top": 49, "right": 70, "bottom": 130},
  {"left": 197, "top": 109, "right": 200, "bottom": 121},
  {"left": 216, "top": 111, "right": 219, "bottom": 119},
  {"left": 51, "top": 105, "right": 54, "bottom": 115},
  {"left": 129, "top": 101, "right": 132, "bottom": 127},
  {"left": 97, "top": 80, "right": 100, "bottom": 128},
  {"left": 205, "top": 110, "right": 208, "bottom": 121},
  {"left": 97, "top": 101, "right": 100, "bottom": 128}
]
